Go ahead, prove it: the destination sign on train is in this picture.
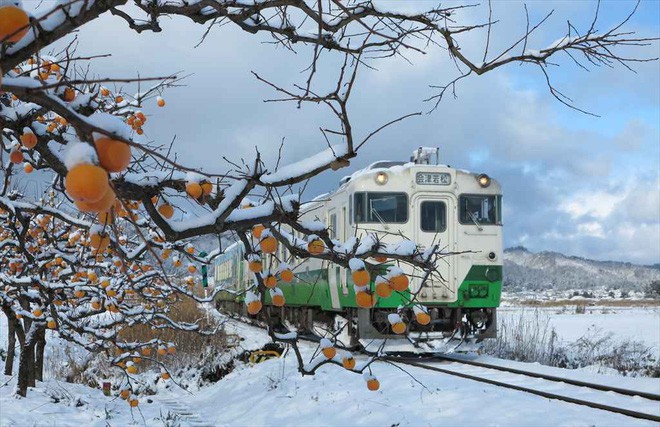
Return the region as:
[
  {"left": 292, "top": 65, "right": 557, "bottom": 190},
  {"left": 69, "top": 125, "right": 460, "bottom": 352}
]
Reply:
[{"left": 416, "top": 172, "right": 451, "bottom": 185}]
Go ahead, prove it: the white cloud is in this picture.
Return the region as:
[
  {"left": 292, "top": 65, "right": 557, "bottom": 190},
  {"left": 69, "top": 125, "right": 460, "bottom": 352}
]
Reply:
[{"left": 560, "top": 191, "right": 625, "bottom": 219}]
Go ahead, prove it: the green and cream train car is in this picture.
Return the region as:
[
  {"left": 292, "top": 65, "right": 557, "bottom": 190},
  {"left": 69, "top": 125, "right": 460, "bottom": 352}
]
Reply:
[{"left": 214, "top": 147, "right": 503, "bottom": 344}]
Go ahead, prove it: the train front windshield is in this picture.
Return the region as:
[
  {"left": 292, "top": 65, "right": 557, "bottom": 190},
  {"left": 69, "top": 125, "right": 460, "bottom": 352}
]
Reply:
[
  {"left": 354, "top": 192, "right": 408, "bottom": 223},
  {"left": 459, "top": 195, "right": 502, "bottom": 225}
]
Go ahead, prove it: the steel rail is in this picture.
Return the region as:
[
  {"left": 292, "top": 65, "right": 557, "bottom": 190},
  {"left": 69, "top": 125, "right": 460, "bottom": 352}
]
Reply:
[
  {"left": 386, "top": 357, "right": 660, "bottom": 423},
  {"left": 433, "top": 355, "right": 660, "bottom": 401}
]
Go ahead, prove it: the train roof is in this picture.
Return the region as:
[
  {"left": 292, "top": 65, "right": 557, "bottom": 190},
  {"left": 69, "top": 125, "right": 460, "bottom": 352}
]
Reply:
[{"left": 338, "top": 161, "right": 478, "bottom": 187}]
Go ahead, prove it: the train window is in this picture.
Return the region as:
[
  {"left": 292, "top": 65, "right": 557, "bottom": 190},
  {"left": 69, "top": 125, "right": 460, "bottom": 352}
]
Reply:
[
  {"left": 459, "top": 194, "right": 502, "bottom": 225},
  {"left": 420, "top": 201, "right": 446, "bottom": 232},
  {"left": 353, "top": 192, "right": 408, "bottom": 223},
  {"left": 348, "top": 197, "right": 352, "bottom": 225},
  {"left": 329, "top": 213, "right": 337, "bottom": 238}
]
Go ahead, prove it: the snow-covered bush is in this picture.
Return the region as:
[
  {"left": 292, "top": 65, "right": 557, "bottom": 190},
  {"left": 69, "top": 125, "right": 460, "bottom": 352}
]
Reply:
[{"left": 483, "top": 309, "right": 659, "bottom": 377}]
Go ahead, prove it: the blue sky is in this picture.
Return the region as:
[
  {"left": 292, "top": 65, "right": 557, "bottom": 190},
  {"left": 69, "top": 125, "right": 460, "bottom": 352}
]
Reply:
[{"left": 31, "top": 0, "right": 660, "bottom": 264}]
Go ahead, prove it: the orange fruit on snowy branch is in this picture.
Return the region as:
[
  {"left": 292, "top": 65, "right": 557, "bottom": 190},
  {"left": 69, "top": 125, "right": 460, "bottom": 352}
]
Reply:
[
  {"left": 272, "top": 294, "right": 285, "bottom": 307},
  {"left": 352, "top": 269, "right": 370, "bottom": 287},
  {"left": 355, "top": 291, "right": 375, "bottom": 308},
  {"left": 157, "top": 96, "right": 165, "bottom": 107},
  {"left": 416, "top": 311, "right": 431, "bottom": 326},
  {"left": 9, "top": 149, "right": 23, "bottom": 164},
  {"left": 264, "top": 275, "right": 277, "bottom": 288},
  {"left": 76, "top": 188, "right": 115, "bottom": 213},
  {"left": 260, "top": 236, "right": 278, "bottom": 254},
  {"left": 391, "top": 322, "right": 406, "bottom": 334},
  {"left": 373, "top": 255, "right": 388, "bottom": 263},
  {"left": 119, "top": 389, "right": 130, "bottom": 400},
  {"left": 158, "top": 203, "right": 174, "bottom": 219},
  {"left": 252, "top": 224, "right": 265, "bottom": 239},
  {"left": 95, "top": 138, "right": 131, "bottom": 172},
  {"left": 23, "top": 163, "right": 33, "bottom": 173},
  {"left": 375, "top": 281, "right": 392, "bottom": 298},
  {"left": 20, "top": 131, "right": 37, "bottom": 149},
  {"left": 90, "top": 232, "right": 110, "bottom": 250},
  {"left": 201, "top": 181, "right": 213, "bottom": 196},
  {"left": 321, "top": 347, "right": 336, "bottom": 359},
  {"left": 342, "top": 356, "right": 356, "bottom": 370},
  {"left": 0, "top": 6, "right": 30, "bottom": 43},
  {"left": 389, "top": 273, "right": 409, "bottom": 292},
  {"left": 247, "top": 300, "right": 262, "bottom": 315},
  {"left": 129, "top": 398, "right": 139, "bottom": 408},
  {"left": 65, "top": 164, "right": 109, "bottom": 203},
  {"left": 307, "top": 238, "right": 324, "bottom": 254},
  {"left": 366, "top": 378, "right": 380, "bottom": 391},
  {"left": 186, "top": 182, "right": 202, "bottom": 199},
  {"left": 280, "top": 269, "right": 294, "bottom": 283},
  {"left": 63, "top": 87, "right": 75, "bottom": 102},
  {"left": 248, "top": 260, "right": 262, "bottom": 273}
]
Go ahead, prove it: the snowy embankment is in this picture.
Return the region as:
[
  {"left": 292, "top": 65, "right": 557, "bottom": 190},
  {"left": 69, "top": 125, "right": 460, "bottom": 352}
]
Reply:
[{"left": 2, "top": 317, "right": 660, "bottom": 427}]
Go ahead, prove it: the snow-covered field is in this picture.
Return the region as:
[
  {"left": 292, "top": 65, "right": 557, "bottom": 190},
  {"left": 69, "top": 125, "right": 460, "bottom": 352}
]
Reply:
[
  {"left": 498, "top": 305, "right": 660, "bottom": 358},
  {"left": 2, "top": 316, "right": 660, "bottom": 427}
]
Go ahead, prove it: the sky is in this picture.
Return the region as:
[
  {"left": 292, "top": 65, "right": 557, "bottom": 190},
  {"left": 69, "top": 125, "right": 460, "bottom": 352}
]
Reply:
[{"left": 23, "top": 0, "right": 660, "bottom": 265}]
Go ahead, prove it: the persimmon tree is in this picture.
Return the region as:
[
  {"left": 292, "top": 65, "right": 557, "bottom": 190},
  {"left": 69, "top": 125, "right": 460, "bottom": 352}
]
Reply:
[{"left": 1, "top": 0, "right": 657, "bottom": 400}]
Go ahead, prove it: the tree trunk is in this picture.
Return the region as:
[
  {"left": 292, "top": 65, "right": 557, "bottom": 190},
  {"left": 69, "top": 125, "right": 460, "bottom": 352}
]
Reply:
[
  {"left": 34, "top": 329, "right": 46, "bottom": 382},
  {"left": 15, "top": 325, "right": 40, "bottom": 397},
  {"left": 26, "top": 342, "right": 35, "bottom": 387},
  {"left": 4, "top": 319, "right": 16, "bottom": 376},
  {"left": 16, "top": 340, "right": 35, "bottom": 397}
]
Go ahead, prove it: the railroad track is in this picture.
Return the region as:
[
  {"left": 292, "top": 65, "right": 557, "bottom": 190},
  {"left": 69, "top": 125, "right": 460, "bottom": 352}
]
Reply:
[
  {"left": 384, "top": 355, "right": 660, "bottom": 423},
  {"left": 228, "top": 315, "right": 660, "bottom": 422}
]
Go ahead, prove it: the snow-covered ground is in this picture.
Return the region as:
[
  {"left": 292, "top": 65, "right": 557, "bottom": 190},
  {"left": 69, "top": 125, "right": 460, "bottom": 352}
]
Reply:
[
  {"left": 2, "top": 317, "right": 660, "bottom": 427},
  {"left": 498, "top": 305, "right": 660, "bottom": 358}
]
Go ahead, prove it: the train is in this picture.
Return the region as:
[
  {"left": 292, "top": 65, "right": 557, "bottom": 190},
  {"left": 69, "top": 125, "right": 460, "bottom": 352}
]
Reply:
[{"left": 213, "top": 147, "right": 503, "bottom": 348}]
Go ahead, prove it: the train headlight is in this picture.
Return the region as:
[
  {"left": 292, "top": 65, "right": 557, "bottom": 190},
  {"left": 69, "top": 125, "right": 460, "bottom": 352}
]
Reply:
[
  {"left": 375, "top": 172, "right": 388, "bottom": 185},
  {"left": 477, "top": 174, "right": 491, "bottom": 187}
]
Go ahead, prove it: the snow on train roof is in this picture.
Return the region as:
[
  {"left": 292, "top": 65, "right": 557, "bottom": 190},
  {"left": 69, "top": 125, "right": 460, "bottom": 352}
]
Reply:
[{"left": 339, "top": 160, "right": 465, "bottom": 186}]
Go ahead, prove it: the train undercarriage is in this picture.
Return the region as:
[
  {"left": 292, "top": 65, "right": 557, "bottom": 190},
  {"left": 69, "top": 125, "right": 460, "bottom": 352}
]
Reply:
[{"left": 216, "top": 299, "right": 497, "bottom": 352}]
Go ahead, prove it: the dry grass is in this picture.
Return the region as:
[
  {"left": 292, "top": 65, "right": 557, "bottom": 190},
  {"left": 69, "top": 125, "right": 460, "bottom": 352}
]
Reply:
[
  {"left": 118, "top": 296, "right": 229, "bottom": 370},
  {"left": 484, "top": 308, "right": 659, "bottom": 377}
]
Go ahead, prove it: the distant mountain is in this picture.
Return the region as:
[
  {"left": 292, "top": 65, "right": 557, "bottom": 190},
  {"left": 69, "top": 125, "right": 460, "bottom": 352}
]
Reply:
[{"left": 503, "top": 247, "right": 660, "bottom": 292}]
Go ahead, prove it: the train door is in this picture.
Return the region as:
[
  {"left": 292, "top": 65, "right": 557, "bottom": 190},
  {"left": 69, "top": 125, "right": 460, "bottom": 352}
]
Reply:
[
  {"left": 413, "top": 195, "right": 456, "bottom": 301},
  {"left": 340, "top": 205, "right": 349, "bottom": 295},
  {"left": 326, "top": 209, "right": 341, "bottom": 309}
]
